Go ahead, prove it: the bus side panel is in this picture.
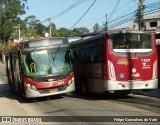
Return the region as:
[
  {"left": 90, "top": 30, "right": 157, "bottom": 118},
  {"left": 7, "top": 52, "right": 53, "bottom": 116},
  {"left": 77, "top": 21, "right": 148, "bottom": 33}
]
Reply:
[
  {"left": 157, "top": 44, "right": 160, "bottom": 88},
  {"left": 10, "top": 54, "right": 16, "bottom": 92},
  {"left": 5, "top": 56, "right": 11, "bottom": 86},
  {"left": 105, "top": 38, "right": 110, "bottom": 80}
]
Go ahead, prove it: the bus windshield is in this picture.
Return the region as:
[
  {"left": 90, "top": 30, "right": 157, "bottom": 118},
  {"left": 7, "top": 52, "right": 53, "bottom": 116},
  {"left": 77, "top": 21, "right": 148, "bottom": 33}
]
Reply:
[
  {"left": 23, "top": 47, "right": 72, "bottom": 76},
  {"left": 110, "top": 33, "right": 153, "bottom": 53}
]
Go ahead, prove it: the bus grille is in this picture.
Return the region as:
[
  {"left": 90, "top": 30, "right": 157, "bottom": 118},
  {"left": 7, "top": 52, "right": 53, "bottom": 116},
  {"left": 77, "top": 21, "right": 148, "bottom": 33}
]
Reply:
[
  {"left": 38, "top": 85, "right": 67, "bottom": 94},
  {"left": 27, "top": 72, "right": 71, "bottom": 82}
]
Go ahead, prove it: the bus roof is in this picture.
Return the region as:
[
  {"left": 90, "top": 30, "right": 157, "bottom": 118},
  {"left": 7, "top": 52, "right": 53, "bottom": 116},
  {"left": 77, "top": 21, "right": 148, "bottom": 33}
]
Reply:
[
  {"left": 69, "top": 33, "right": 106, "bottom": 47},
  {"left": 5, "top": 37, "right": 69, "bottom": 55},
  {"left": 107, "top": 30, "right": 154, "bottom": 34},
  {"left": 69, "top": 30, "right": 154, "bottom": 47},
  {"left": 23, "top": 37, "right": 69, "bottom": 49}
]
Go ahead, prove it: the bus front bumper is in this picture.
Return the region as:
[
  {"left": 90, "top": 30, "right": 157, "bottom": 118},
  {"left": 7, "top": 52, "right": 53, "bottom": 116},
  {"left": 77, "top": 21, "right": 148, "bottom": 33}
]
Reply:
[
  {"left": 105, "top": 79, "right": 158, "bottom": 91},
  {"left": 25, "top": 82, "right": 75, "bottom": 98}
]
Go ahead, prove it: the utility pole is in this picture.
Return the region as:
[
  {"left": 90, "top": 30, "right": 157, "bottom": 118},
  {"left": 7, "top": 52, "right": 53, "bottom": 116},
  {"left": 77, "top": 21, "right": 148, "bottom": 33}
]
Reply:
[
  {"left": 105, "top": 14, "right": 108, "bottom": 31},
  {"left": 134, "top": 0, "right": 143, "bottom": 30},
  {"left": 138, "top": 0, "right": 143, "bottom": 30},
  {"left": 48, "top": 18, "right": 52, "bottom": 37}
]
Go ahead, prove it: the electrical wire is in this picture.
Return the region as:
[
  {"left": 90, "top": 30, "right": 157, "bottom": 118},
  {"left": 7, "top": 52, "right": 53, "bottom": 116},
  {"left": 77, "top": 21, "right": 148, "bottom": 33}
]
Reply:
[
  {"left": 86, "top": 1, "right": 160, "bottom": 30},
  {"left": 70, "top": 0, "right": 97, "bottom": 30},
  {"left": 42, "top": 0, "right": 87, "bottom": 23},
  {"left": 108, "top": 6, "right": 160, "bottom": 29},
  {"left": 107, "top": 2, "right": 160, "bottom": 29},
  {"left": 108, "top": 0, "right": 120, "bottom": 21},
  {"left": 86, "top": 0, "right": 136, "bottom": 29}
]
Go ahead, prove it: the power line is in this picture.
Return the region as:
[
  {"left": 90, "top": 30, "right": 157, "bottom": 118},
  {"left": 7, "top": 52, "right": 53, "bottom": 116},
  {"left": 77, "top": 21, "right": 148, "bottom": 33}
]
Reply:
[
  {"left": 86, "top": 1, "right": 159, "bottom": 30},
  {"left": 108, "top": 3, "right": 160, "bottom": 29},
  {"left": 108, "top": 0, "right": 120, "bottom": 21},
  {"left": 42, "top": 0, "right": 87, "bottom": 23},
  {"left": 106, "top": 2, "right": 159, "bottom": 29},
  {"left": 85, "top": 0, "right": 136, "bottom": 29},
  {"left": 108, "top": 10, "right": 137, "bottom": 25},
  {"left": 70, "top": 0, "right": 97, "bottom": 30}
]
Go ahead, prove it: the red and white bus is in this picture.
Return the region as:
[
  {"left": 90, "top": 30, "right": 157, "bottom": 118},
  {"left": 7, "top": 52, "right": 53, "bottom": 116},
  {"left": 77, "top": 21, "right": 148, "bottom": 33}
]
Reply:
[
  {"left": 5, "top": 37, "right": 75, "bottom": 98},
  {"left": 156, "top": 29, "right": 160, "bottom": 88},
  {"left": 70, "top": 30, "right": 158, "bottom": 95}
]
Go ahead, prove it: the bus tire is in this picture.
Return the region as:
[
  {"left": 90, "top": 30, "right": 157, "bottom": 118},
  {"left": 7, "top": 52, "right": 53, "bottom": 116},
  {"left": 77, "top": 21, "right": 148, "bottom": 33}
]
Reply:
[
  {"left": 81, "top": 80, "right": 89, "bottom": 96},
  {"left": 6, "top": 71, "right": 11, "bottom": 86},
  {"left": 18, "top": 82, "right": 23, "bottom": 95},
  {"left": 19, "top": 67, "right": 25, "bottom": 97},
  {"left": 8, "top": 78, "right": 12, "bottom": 86},
  {"left": 11, "top": 82, "right": 16, "bottom": 93}
]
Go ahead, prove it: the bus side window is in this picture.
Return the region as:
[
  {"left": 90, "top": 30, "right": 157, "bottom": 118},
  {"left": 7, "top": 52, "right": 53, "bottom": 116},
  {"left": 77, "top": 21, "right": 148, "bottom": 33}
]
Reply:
[
  {"left": 98, "top": 43, "right": 105, "bottom": 62},
  {"left": 25, "top": 54, "right": 36, "bottom": 73}
]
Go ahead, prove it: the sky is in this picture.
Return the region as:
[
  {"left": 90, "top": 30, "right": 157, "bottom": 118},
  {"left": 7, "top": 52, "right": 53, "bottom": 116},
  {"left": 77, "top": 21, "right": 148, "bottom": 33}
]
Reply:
[{"left": 21, "top": 0, "right": 160, "bottom": 31}]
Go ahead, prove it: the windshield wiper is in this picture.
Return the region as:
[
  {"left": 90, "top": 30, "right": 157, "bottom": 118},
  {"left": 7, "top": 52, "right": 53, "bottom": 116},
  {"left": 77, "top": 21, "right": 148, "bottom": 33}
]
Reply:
[{"left": 52, "top": 46, "right": 60, "bottom": 66}]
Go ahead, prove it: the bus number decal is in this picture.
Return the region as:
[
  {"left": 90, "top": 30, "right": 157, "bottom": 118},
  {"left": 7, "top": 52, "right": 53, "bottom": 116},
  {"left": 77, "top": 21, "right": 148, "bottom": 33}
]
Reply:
[
  {"left": 117, "top": 59, "right": 129, "bottom": 65},
  {"left": 141, "top": 59, "right": 150, "bottom": 69}
]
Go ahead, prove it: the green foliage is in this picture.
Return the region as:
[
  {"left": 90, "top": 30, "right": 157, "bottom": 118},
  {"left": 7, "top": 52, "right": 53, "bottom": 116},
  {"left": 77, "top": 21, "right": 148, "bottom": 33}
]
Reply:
[
  {"left": 51, "top": 27, "right": 90, "bottom": 37},
  {"left": 93, "top": 23, "right": 101, "bottom": 33},
  {"left": 0, "top": 0, "right": 90, "bottom": 40},
  {"left": 24, "top": 15, "right": 40, "bottom": 29},
  {"left": 35, "top": 23, "right": 46, "bottom": 37},
  {"left": 73, "top": 27, "right": 89, "bottom": 35},
  {"left": 0, "top": 0, "right": 27, "bottom": 43}
]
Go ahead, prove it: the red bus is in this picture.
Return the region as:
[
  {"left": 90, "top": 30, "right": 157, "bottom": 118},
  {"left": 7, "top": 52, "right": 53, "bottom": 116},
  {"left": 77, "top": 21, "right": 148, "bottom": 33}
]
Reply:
[
  {"left": 156, "top": 31, "right": 160, "bottom": 88},
  {"left": 5, "top": 37, "right": 75, "bottom": 98},
  {"left": 70, "top": 30, "right": 158, "bottom": 95}
]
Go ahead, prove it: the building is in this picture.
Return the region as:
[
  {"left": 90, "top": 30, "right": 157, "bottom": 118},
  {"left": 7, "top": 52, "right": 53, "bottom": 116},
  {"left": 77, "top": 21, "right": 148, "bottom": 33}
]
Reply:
[{"left": 130, "top": 13, "right": 160, "bottom": 31}]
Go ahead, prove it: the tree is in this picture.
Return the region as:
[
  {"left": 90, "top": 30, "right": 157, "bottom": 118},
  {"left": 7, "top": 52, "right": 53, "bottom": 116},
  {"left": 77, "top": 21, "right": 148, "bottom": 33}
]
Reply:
[
  {"left": 0, "top": 0, "right": 27, "bottom": 63},
  {"left": 22, "top": 15, "right": 46, "bottom": 38},
  {"left": 73, "top": 27, "right": 89, "bottom": 35},
  {"left": 93, "top": 23, "right": 100, "bottom": 33},
  {"left": 54, "top": 28, "right": 72, "bottom": 37},
  {"left": 24, "top": 15, "right": 40, "bottom": 29},
  {"left": 35, "top": 23, "right": 47, "bottom": 37},
  {"left": 0, "top": 0, "right": 27, "bottom": 42}
]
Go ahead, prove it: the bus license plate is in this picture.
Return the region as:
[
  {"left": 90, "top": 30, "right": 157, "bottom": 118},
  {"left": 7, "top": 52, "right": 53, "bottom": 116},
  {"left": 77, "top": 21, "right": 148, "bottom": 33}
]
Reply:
[{"left": 49, "top": 88, "right": 58, "bottom": 93}]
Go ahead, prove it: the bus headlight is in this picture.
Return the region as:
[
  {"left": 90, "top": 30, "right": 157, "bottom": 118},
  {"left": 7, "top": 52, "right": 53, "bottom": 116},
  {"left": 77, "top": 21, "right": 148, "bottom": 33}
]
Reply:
[
  {"left": 25, "top": 83, "right": 37, "bottom": 91},
  {"left": 68, "top": 77, "right": 74, "bottom": 86}
]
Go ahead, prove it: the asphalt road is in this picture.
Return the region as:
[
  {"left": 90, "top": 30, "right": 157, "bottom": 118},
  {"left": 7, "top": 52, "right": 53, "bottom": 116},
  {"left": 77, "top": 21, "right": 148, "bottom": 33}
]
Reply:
[{"left": 0, "top": 64, "right": 160, "bottom": 125}]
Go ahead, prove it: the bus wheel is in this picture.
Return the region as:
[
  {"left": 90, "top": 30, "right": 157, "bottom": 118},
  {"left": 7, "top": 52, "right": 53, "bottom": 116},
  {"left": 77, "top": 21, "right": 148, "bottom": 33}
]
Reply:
[
  {"left": 18, "top": 82, "right": 22, "bottom": 94},
  {"left": 81, "top": 81, "right": 89, "bottom": 96},
  {"left": 18, "top": 82, "right": 25, "bottom": 98},
  {"left": 11, "top": 83, "right": 16, "bottom": 93},
  {"left": 8, "top": 78, "right": 12, "bottom": 86}
]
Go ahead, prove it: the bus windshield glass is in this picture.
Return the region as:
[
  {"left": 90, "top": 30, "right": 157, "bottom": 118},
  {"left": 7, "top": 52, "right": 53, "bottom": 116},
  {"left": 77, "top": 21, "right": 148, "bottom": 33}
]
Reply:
[
  {"left": 23, "top": 47, "right": 72, "bottom": 76},
  {"left": 110, "top": 33, "right": 153, "bottom": 53}
]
